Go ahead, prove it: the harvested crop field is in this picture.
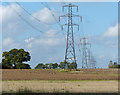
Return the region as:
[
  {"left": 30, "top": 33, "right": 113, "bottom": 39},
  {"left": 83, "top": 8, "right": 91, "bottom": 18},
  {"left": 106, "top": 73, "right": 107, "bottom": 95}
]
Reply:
[
  {"left": 2, "top": 69, "right": 119, "bottom": 93},
  {"left": 2, "top": 80, "right": 118, "bottom": 93},
  {"left": 2, "top": 69, "right": 118, "bottom": 80}
]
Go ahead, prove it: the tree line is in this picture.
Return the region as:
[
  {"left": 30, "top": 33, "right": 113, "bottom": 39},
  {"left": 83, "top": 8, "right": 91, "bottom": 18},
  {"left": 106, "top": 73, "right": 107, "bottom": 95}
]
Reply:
[
  {"left": 108, "top": 60, "right": 119, "bottom": 68},
  {"left": 1, "top": 48, "right": 119, "bottom": 69},
  {"left": 35, "top": 62, "right": 77, "bottom": 69},
  {"left": 1, "top": 48, "right": 77, "bottom": 69}
]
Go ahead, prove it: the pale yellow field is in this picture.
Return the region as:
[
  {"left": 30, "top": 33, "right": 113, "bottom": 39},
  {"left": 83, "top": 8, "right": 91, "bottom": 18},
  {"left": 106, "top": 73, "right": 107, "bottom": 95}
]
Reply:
[{"left": 2, "top": 80, "right": 118, "bottom": 93}]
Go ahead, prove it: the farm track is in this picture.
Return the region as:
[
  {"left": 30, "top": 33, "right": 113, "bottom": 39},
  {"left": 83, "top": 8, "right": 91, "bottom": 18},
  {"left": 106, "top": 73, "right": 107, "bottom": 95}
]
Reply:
[{"left": 2, "top": 69, "right": 118, "bottom": 80}]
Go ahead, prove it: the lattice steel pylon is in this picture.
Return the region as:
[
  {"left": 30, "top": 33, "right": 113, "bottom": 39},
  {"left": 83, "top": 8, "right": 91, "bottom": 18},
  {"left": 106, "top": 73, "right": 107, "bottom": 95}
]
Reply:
[
  {"left": 80, "top": 37, "right": 91, "bottom": 68},
  {"left": 59, "top": 3, "right": 82, "bottom": 67},
  {"left": 90, "top": 55, "right": 96, "bottom": 68}
]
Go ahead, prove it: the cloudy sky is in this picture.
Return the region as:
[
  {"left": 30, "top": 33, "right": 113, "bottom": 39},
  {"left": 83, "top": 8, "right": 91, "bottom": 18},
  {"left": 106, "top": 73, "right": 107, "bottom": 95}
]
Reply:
[{"left": 1, "top": 2, "right": 118, "bottom": 68}]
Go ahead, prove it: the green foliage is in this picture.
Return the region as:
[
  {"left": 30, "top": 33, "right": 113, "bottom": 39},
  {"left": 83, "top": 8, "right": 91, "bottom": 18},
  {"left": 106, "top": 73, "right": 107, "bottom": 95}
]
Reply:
[
  {"left": 52, "top": 63, "right": 58, "bottom": 69},
  {"left": 49, "top": 63, "right": 53, "bottom": 69},
  {"left": 35, "top": 63, "right": 59, "bottom": 69},
  {"left": 59, "top": 62, "right": 66, "bottom": 69},
  {"left": 2, "top": 48, "right": 31, "bottom": 69},
  {"left": 68, "top": 62, "right": 77, "bottom": 69},
  {"left": 59, "top": 61, "right": 77, "bottom": 69},
  {"left": 114, "top": 62, "right": 117, "bottom": 65},
  {"left": 35, "top": 61, "right": 77, "bottom": 70},
  {"left": 35, "top": 63, "right": 44, "bottom": 69},
  {"left": 16, "top": 63, "right": 31, "bottom": 69},
  {"left": 108, "top": 60, "right": 113, "bottom": 68},
  {"left": 44, "top": 63, "right": 49, "bottom": 69},
  {"left": 2, "top": 59, "right": 13, "bottom": 69},
  {"left": 108, "top": 61, "right": 119, "bottom": 68}
]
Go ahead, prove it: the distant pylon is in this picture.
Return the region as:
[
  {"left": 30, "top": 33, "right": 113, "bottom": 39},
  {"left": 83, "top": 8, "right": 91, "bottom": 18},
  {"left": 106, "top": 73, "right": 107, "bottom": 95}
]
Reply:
[
  {"left": 90, "top": 55, "right": 96, "bottom": 68},
  {"left": 80, "top": 37, "right": 91, "bottom": 68},
  {"left": 59, "top": 3, "right": 82, "bottom": 67}
]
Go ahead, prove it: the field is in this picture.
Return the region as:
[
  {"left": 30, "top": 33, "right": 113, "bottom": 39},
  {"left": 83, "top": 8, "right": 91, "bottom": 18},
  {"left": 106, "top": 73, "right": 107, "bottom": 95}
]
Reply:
[
  {"left": 2, "top": 69, "right": 119, "bottom": 94},
  {"left": 2, "top": 80, "right": 118, "bottom": 93},
  {"left": 2, "top": 69, "right": 118, "bottom": 80}
]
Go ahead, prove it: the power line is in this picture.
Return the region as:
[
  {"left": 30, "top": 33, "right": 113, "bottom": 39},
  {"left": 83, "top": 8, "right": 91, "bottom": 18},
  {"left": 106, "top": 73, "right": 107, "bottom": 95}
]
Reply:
[
  {"left": 40, "top": 3, "right": 61, "bottom": 26},
  {"left": 15, "top": 2, "right": 67, "bottom": 40},
  {"left": 15, "top": 1, "right": 57, "bottom": 25},
  {"left": 40, "top": 3, "right": 67, "bottom": 40},
  {"left": 15, "top": 1, "right": 70, "bottom": 41},
  {"left": 5, "top": 2, "right": 43, "bottom": 33},
  {"left": 5, "top": 2, "right": 68, "bottom": 39},
  {"left": 4, "top": 2, "right": 67, "bottom": 38}
]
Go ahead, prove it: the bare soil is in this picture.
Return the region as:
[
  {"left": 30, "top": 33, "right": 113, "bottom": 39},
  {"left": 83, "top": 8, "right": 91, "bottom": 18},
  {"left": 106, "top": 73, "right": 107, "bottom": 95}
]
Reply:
[{"left": 2, "top": 69, "right": 118, "bottom": 80}]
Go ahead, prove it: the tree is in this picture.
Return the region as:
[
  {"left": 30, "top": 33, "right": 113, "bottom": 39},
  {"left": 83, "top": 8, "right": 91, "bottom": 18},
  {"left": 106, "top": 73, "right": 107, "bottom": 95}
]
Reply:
[
  {"left": 16, "top": 63, "right": 31, "bottom": 69},
  {"left": 2, "top": 48, "right": 31, "bottom": 69},
  {"left": 2, "top": 59, "right": 13, "bottom": 69},
  {"left": 44, "top": 63, "right": 49, "bottom": 69},
  {"left": 49, "top": 63, "right": 53, "bottom": 69},
  {"left": 118, "top": 64, "right": 120, "bottom": 68},
  {"left": 59, "top": 62, "right": 65, "bottom": 69},
  {"left": 52, "top": 63, "right": 58, "bottom": 69},
  {"left": 108, "top": 60, "right": 113, "bottom": 68},
  {"left": 59, "top": 61, "right": 71, "bottom": 69},
  {"left": 108, "top": 61, "right": 119, "bottom": 68},
  {"left": 0, "top": 63, "right": 2, "bottom": 69},
  {"left": 68, "top": 62, "right": 77, "bottom": 69},
  {"left": 113, "top": 62, "right": 118, "bottom": 68},
  {"left": 35, "top": 63, "right": 44, "bottom": 69},
  {"left": 114, "top": 62, "right": 117, "bottom": 65},
  {"left": 72, "top": 62, "right": 77, "bottom": 69}
]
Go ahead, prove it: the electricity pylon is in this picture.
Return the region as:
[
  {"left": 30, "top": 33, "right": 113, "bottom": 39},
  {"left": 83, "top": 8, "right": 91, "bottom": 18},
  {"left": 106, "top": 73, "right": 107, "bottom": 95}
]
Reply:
[
  {"left": 80, "top": 37, "right": 91, "bottom": 68},
  {"left": 90, "top": 55, "right": 96, "bottom": 68},
  {"left": 59, "top": 3, "right": 82, "bottom": 67}
]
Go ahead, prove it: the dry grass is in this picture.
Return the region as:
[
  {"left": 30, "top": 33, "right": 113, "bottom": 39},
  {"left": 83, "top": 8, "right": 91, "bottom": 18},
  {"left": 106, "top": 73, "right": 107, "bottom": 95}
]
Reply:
[{"left": 2, "top": 80, "right": 118, "bottom": 93}]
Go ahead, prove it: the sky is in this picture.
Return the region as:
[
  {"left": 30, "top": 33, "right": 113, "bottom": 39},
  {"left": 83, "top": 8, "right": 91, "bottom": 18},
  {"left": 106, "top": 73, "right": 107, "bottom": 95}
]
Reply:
[{"left": 0, "top": 1, "right": 118, "bottom": 68}]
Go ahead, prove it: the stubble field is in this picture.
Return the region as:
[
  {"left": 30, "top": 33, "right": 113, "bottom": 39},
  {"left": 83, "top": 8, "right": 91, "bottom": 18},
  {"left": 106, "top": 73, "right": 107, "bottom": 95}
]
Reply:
[{"left": 2, "top": 69, "right": 119, "bottom": 93}]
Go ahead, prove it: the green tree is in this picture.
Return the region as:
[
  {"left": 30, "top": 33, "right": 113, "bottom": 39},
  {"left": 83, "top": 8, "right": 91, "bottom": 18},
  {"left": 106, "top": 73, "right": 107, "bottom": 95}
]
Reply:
[
  {"left": 108, "top": 60, "right": 113, "bottom": 68},
  {"left": 49, "top": 63, "right": 53, "bottom": 69},
  {"left": 73, "top": 62, "right": 77, "bottom": 69},
  {"left": 52, "top": 63, "right": 58, "bottom": 69},
  {"left": 118, "top": 64, "right": 120, "bottom": 68},
  {"left": 113, "top": 62, "right": 118, "bottom": 68},
  {"left": 68, "top": 62, "right": 77, "bottom": 69},
  {"left": 16, "top": 63, "right": 31, "bottom": 69},
  {"left": 108, "top": 61, "right": 119, "bottom": 68},
  {"left": 59, "top": 62, "right": 70, "bottom": 69},
  {"left": 114, "top": 62, "right": 117, "bottom": 65},
  {"left": 35, "top": 63, "right": 44, "bottom": 69},
  {"left": 0, "top": 63, "right": 2, "bottom": 69},
  {"left": 59, "top": 62, "right": 65, "bottom": 69},
  {"left": 44, "top": 63, "right": 49, "bottom": 69},
  {"left": 2, "top": 48, "right": 31, "bottom": 69},
  {"left": 2, "top": 59, "right": 13, "bottom": 69}
]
